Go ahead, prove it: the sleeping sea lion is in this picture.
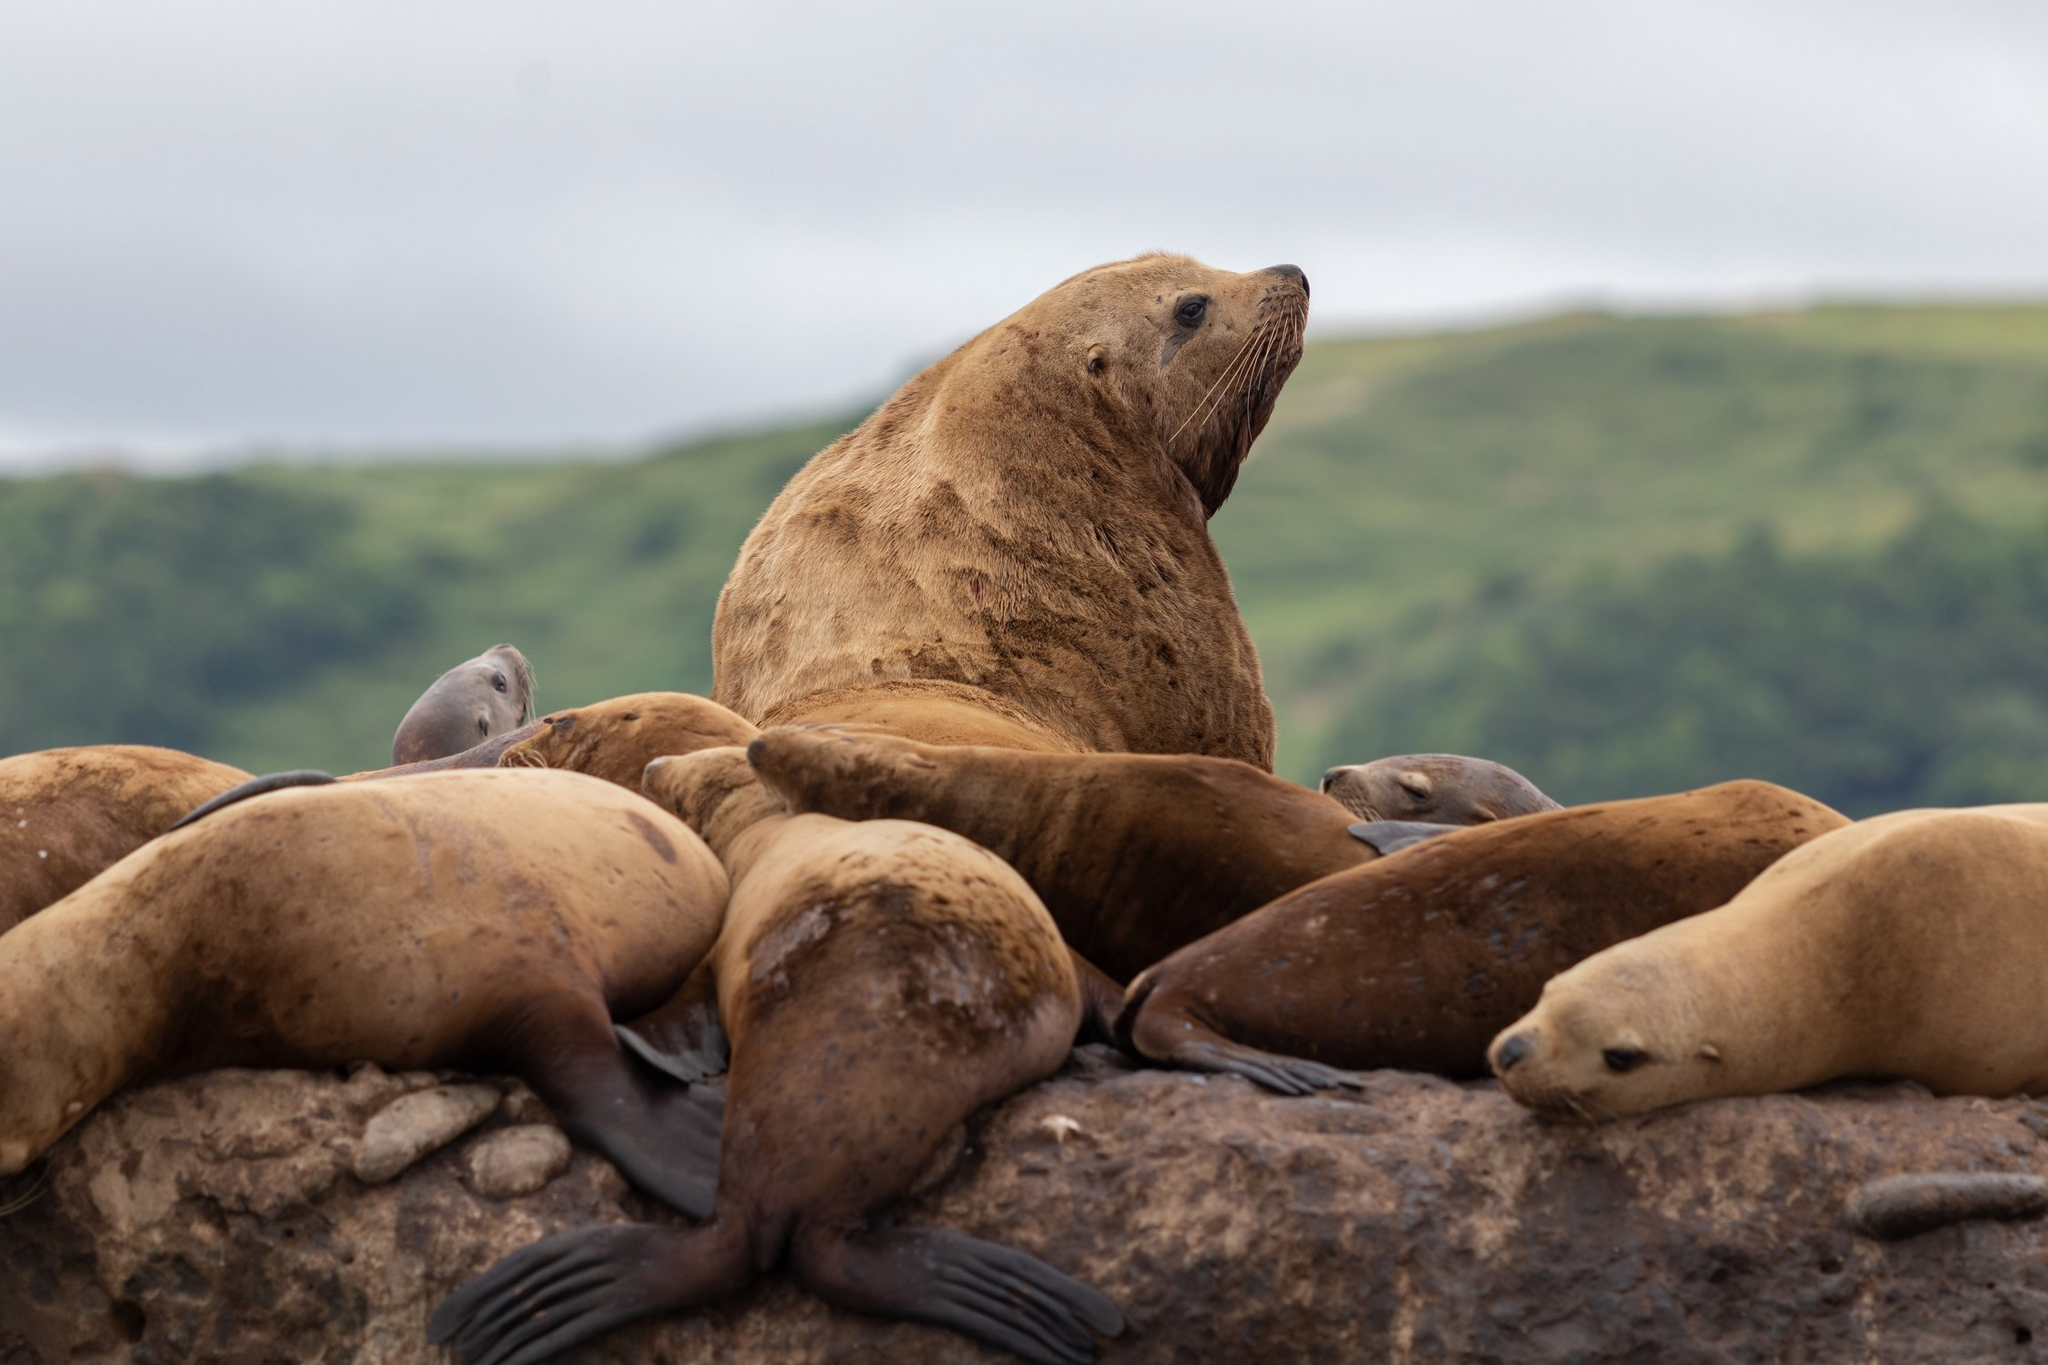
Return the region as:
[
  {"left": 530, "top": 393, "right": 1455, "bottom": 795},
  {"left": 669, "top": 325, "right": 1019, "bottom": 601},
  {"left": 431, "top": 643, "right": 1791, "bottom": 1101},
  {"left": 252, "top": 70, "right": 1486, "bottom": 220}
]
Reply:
[
  {"left": 1491, "top": 804, "right": 2048, "bottom": 1120},
  {"left": 713, "top": 254, "right": 1310, "bottom": 767},
  {"left": 1320, "top": 752, "right": 1560, "bottom": 824},
  {"left": 391, "top": 643, "right": 537, "bottom": 765},
  {"left": 0, "top": 769, "right": 729, "bottom": 1217},
  {"left": 1120, "top": 781, "right": 1847, "bottom": 1093},
  {"left": 430, "top": 748, "right": 1121, "bottom": 1365},
  {"left": 0, "top": 744, "right": 251, "bottom": 933}
]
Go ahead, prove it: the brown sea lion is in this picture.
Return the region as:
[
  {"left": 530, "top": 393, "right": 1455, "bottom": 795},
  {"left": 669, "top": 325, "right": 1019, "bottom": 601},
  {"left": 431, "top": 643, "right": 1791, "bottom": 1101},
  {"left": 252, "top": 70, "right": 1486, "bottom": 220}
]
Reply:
[
  {"left": 1491, "top": 804, "right": 2048, "bottom": 1121},
  {"left": 1320, "top": 752, "right": 1561, "bottom": 824},
  {"left": 1119, "top": 781, "right": 1847, "bottom": 1094},
  {"left": 0, "top": 769, "right": 730, "bottom": 1217},
  {"left": 390, "top": 643, "right": 537, "bottom": 765},
  {"left": 0, "top": 744, "right": 251, "bottom": 933},
  {"left": 712, "top": 254, "right": 1310, "bottom": 767},
  {"left": 430, "top": 748, "right": 1121, "bottom": 1365},
  {"left": 743, "top": 725, "right": 1375, "bottom": 980}
]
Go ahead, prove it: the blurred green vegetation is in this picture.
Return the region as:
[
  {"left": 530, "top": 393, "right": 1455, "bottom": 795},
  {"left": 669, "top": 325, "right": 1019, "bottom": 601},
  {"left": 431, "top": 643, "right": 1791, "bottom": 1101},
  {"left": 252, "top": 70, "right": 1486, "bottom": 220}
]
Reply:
[{"left": 5, "top": 302, "right": 2048, "bottom": 815}]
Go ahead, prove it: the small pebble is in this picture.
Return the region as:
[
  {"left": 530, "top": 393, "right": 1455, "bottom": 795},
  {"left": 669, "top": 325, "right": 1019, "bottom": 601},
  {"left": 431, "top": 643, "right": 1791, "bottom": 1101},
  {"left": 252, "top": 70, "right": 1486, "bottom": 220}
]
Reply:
[
  {"left": 463, "top": 1124, "right": 573, "bottom": 1200},
  {"left": 353, "top": 1083, "right": 500, "bottom": 1184}
]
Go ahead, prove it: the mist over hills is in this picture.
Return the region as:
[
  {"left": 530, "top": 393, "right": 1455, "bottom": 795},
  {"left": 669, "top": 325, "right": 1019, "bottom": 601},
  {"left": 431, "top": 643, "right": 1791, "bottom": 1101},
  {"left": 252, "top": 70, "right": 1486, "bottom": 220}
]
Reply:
[{"left": 6, "top": 300, "right": 2048, "bottom": 816}]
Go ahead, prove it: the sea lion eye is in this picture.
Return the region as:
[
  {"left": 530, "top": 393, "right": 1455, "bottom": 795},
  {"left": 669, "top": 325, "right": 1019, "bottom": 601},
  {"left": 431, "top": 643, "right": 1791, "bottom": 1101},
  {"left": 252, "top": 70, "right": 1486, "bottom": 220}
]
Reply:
[
  {"left": 1175, "top": 297, "right": 1207, "bottom": 327},
  {"left": 1399, "top": 781, "right": 1430, "bottom": 804},
  {"left": 494, "top": 673, "right": 508, "bottom": 693},
  {"left": 1602, "top": 1047, "right": 1646, "bottom": 1074}
]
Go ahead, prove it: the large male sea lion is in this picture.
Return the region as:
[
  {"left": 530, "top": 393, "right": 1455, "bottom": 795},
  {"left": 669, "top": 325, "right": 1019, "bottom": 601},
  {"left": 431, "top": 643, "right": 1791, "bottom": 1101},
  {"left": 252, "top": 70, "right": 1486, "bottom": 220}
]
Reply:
[
  {"left": 712, "top": 254, "right": 1310, "bottom": 767},
  {"left": 1320, "top": 752, "right": 1560, "bottom": 824},
  {"left": 1491, "top": 804, "right": 2048, "bottom": 1121},
  {"left": 0, "top": 769, "right": 730, "bottom": 1216},
  {"left": 431, "top": 748, "right": 1121, "bottom": 1365},
  {"left": 1120, "top": 781, "right": 1847, "bottom": 1094},
  {"left": 390, "top": 643, "right": 537, "bottom": 765},
  {"left": 744, "top": 725, "right": 1373, "bottom": 979},
  {"left": 0, "top": 745, "right": 251, "bottom": 933}
]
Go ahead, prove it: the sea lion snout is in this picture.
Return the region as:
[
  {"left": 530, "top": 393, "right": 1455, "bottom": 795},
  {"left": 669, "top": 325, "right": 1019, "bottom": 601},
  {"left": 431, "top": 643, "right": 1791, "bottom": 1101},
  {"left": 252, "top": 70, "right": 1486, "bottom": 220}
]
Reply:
[
  {"left": 1264, "top": 263, "right": 1309, "bottom": 298},
  {"left": 1493, "top": 1031, "right": 1534, "bottom": 1074}
]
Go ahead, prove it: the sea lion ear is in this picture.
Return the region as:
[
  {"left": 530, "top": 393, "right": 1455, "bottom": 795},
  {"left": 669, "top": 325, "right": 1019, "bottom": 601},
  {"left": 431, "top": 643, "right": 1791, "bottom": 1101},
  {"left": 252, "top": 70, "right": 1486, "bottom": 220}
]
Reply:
[
  {"left": 1085, "top": 344, "right": 1107, "bottom": 375},
  {"left": 1698, "top": 1043, "right": 1722, "bottom": 1063}
]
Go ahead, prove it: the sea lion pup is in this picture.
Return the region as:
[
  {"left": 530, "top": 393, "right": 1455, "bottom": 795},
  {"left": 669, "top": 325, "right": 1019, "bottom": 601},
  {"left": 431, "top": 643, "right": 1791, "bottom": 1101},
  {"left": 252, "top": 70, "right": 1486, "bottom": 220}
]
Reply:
[
  {"left": 713, "top": 254, "right": 1310, "bottom": 768},
  {"left": 744, "top": 725, "right": 1374, "bottom": 980},
  {"left": 390, "top": 643, "right": 536, "bottom": 765},
  {"left": 1320, "top": 752, "right": 1561, "bottom": 824},
  {"left": 1120, "top": 781, "right": 1847, "bottom": 1095},
  {"left": 430, "top": 748, "right": 1122, "bottom": 1365},
  {"left": 0, "top": 744, "right": 251, "bottom": 933},
  {"left": 1491, "top": 804, "right": 2048, "bottom": 1122},
  {"left": 0, "top": 769, "right": 730, "bottom": 1218}
]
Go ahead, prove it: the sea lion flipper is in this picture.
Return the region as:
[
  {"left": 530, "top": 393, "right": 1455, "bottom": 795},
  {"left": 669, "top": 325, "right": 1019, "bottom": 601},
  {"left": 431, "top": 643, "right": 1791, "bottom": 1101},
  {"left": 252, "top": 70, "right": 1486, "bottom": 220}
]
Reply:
[
  {"left": 1346, "top": 820, "right": 1460, "bottom": 855},
  {"left": 615, "top": 964, "right": 728, "bottom": 1084},
  {"left": 168, "top": 770, "right": 338, "bottom": 832},
  {"left": 1068, "top": 950, "right": 1126, "bottom": 1049},
  {"left": 1122, "top": 986, "right": 1366, "bottom": 1097},
  {"left": 790, "top": 1224, "right": 1122, "bottom": 1365}
]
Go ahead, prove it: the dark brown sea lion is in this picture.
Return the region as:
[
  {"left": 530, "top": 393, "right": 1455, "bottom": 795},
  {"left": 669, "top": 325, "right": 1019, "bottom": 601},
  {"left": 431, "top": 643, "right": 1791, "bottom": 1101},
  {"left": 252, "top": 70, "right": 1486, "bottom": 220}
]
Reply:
[
  {"left": 390, "top": 643, "right": 537, "bottom": 765},
  {"left": 0, "top": 744, "right": 251, "bottom": 933},
  {"left": 430, "top": 747, "right": 1121, "bottom": 1365},
  {"left": 1491, "top": 804, "right": 2048, "bottom": 1121},
  {"left": 1320, "top": 752, "right": 1560, "bottom": 824},
  {"left": 743, "top": 725, "right": 1374, "bottom": 980},
  {"left": 712, "top": 254, "right": 1310, "bottom": 768},
  {"left": 1119, "top": 781, "right": 1848, "bottom": 1094},
  {"left": 0, "top": 769, "right": 729, "bottom": 1217}
]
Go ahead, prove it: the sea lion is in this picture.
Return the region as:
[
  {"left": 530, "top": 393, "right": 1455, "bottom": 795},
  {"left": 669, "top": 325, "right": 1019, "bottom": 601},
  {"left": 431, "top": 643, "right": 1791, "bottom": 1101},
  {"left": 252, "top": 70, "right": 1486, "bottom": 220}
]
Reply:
[
  {"left": 1490, "top": 804, "right": 2048, "bottom": 1122},
  {"left": 743, "top": 725, "right": 1374, "bottom": 980},
  {"left": 1320, "top": 753, "right": 1561, "bottom": 824},
  {"left": 390, "top": 643, "right": 537, "bottom": 765},
  {"left": 430, "top": 748, "right": 1121, "bottom": 1365},
  {"left": 0, "top": 768, "right": 730, "bottom": 1217},
  {"left": 1119, "top": 781, "right": 1847, "bottom": 1094},
  {"left": 713, "top": 254, "right": 1310, "bottom": 767},
  {"left": 0, "top": 745, "right": 251, "bottom": 933}
]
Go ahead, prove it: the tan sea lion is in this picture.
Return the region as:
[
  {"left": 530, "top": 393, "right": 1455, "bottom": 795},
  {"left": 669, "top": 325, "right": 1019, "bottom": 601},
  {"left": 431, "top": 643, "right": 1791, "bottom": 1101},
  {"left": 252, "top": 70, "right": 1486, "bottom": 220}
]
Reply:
[
  {"left": 1320, "top": 752, "right": 1561, "bottom": 824},
  {"left": 0, "top": 744, "right": 251, "bottom": 933},
  {"left": 1491, "top": 804, "right": 2048, "bottom": 1121},
  {"left": 744, "top": 725, "right": 1374, "bottom": 980},
  {"left": 0, "top": 768, "right": 730, "bottom": 1217},
  {"left": 430, "top": 748, "right": 1121, "bottom": 1365},
  {"left": 390, "top": 643, "right": 537, "bottom": 765},
  {"left": 1120, "top": 781, "right": 1847, "bottom": 1094},
  {"left": 712, "top": 254, "right": 1310, "bottom": 767}
]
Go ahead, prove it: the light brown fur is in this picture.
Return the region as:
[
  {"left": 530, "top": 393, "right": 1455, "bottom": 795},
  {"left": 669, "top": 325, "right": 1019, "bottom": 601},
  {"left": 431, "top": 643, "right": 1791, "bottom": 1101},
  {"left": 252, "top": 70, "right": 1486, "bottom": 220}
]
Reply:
[
  {"left": 712, "top": 254, "right": 1309, "bottom": 767},
  {"left": 0, "top": 745, "right": 251, "bottom": 933},
  {"left": 1491, "top": 804, "right": 2048, "bottom": 1120}
]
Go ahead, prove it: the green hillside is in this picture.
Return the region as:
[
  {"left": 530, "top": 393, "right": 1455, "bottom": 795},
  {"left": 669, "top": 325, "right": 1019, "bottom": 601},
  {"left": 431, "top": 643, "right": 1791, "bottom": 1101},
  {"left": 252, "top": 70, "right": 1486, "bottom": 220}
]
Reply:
[{"left": 6, "top": 301, "right": 2048, "bottom": 816}]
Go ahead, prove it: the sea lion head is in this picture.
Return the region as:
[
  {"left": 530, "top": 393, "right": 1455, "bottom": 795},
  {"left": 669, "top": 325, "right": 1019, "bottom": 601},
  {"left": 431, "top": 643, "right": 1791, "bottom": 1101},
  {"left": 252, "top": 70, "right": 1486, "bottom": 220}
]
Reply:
[
  {"left": 390, "top": 644, "right": 536, "bottom": 766},
  {"left": 1321, "top": 753, "right": 1559, "bottom": 825},
  {"left": 1488, "top": 947, "right": 1725, "bottom": 1122},
  {"left": 497, "top": 692, "right": 757, "bottom": 789},
  {"left": 963, "top": 253, "right": 1310, "bottom": 518},
  {"left": 641, "top": 745, "right": 784, "bottom": 857}
]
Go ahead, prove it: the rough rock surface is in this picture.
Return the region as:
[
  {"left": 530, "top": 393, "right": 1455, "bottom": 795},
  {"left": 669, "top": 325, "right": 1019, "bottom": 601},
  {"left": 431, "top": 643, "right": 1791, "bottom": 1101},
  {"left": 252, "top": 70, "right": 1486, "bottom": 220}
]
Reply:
[{"left": 5, "top": 1050, "right": 2048, "bottom": 1363}]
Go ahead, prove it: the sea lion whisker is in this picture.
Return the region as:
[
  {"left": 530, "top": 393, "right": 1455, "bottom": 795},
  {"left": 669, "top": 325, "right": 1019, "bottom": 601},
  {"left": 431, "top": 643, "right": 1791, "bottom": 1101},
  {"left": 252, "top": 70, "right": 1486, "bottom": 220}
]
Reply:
[
  {"left": 1169, "top": 325, "right": 1265, "bottom": 442},
  {"left": 0, "top": 1160, "right": 50, "bottom": 1217}
]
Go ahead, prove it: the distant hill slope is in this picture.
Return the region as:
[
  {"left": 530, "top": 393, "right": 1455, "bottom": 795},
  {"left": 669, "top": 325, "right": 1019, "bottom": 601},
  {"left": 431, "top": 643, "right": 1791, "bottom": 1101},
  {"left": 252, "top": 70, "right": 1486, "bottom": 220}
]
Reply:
[{"left": 6, "top": 302, "right": 2048, "bottom": 815}]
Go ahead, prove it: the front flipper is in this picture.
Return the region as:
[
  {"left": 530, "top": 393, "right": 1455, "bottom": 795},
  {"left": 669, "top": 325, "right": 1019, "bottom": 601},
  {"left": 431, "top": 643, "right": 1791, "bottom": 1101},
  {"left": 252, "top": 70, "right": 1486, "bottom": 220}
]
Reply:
[
  {"left": 1347, "top": 819, "right": 1459, "bottom": 855},
  {"left": 791, "top": 1223, "right": 1123, "bottom": 1365},
  {"left": 1068, "top": 950, "right": 1126, "bottom": 1050},
  {"left": 429, "top": 1221, "right": 751, "bottom": 1365},
  {"left": 169, "top": 770, "right": 336, "bottom": 831},
  {"left": 616, "top": 963, "right": 729, "bottom": 1084}
]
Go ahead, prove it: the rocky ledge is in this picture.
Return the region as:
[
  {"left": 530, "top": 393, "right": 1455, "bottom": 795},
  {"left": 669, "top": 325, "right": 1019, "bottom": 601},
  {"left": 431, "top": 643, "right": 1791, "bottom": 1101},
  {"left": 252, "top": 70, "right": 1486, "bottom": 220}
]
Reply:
[{"left": 5, "top": 1049, "right": 2048, "bottom": 1364}]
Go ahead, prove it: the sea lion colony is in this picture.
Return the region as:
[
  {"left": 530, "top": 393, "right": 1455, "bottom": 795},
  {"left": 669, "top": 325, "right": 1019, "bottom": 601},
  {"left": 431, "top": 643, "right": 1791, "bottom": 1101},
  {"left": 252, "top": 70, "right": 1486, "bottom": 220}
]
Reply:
[{"left": 5, "top": 254, "right": 2041, "bottom": 1363}]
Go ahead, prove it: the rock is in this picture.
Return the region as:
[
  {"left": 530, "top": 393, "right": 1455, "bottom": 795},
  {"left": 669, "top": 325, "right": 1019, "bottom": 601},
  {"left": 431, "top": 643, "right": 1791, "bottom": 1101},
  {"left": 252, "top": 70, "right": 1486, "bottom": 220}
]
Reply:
[
  {"left": 353, "top": 1081, "right": 502, "bottom": 1184},
  {"left": 463, "top": 1125, "right": 573, "bottom": 1200},
  {"left": 6, "top": 1052, "right": 2048, "bottom": 1362}
]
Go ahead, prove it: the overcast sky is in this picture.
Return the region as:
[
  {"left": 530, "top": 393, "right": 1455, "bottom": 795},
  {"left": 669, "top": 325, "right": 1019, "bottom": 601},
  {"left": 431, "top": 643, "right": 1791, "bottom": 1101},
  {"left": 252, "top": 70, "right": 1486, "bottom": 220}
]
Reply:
[{"left": 2, "top": 0, "right": 2046, "bottom": 468}]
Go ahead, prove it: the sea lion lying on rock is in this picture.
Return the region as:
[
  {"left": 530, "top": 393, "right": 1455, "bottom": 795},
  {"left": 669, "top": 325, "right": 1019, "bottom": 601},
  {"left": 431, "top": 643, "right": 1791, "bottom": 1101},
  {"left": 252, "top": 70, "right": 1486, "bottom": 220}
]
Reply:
[
  {"left": 0, "top": 769, "right": 729, "bottom": 1217},
  {"left": 1492, "top": 804, "right": 2048, "bottom": 1120},
  {"left": 1120, "top": 781, "right": 1847, "bottom": 1093},
  {"left": 431, "top": 748, "right": 1121, "bottom": 1365},
  {"left": 0, "top": 744, "right": 251, "bottom": 933},
  {"left": 712, "top": 254, "right": 1310, "bottom": 767}
]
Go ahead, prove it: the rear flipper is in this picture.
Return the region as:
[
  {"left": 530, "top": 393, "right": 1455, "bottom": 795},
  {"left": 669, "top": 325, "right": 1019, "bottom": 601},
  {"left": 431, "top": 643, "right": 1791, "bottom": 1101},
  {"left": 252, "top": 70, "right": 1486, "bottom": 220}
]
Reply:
[
  {"left": 430, "top": 1220, "right": 752, "bottom": 1365},
  {"left": 1068, "top": 950, "right": 1127, "bottom": 1051},
  {"left": 791, "top": 1222, "right": 1123, "bottom": 1365},
  {"left": 615, "top": 962, "right": 729, "bottom": 1083},
  {"left": 169, "top": 770, "right": 336, "bottom": 831},
  {"left": 1347, "top": 819, "right": 1459, "bottom": 855},
  {"left": 1119, "top": 986, "right": 1366, "bottom": 1098}
]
